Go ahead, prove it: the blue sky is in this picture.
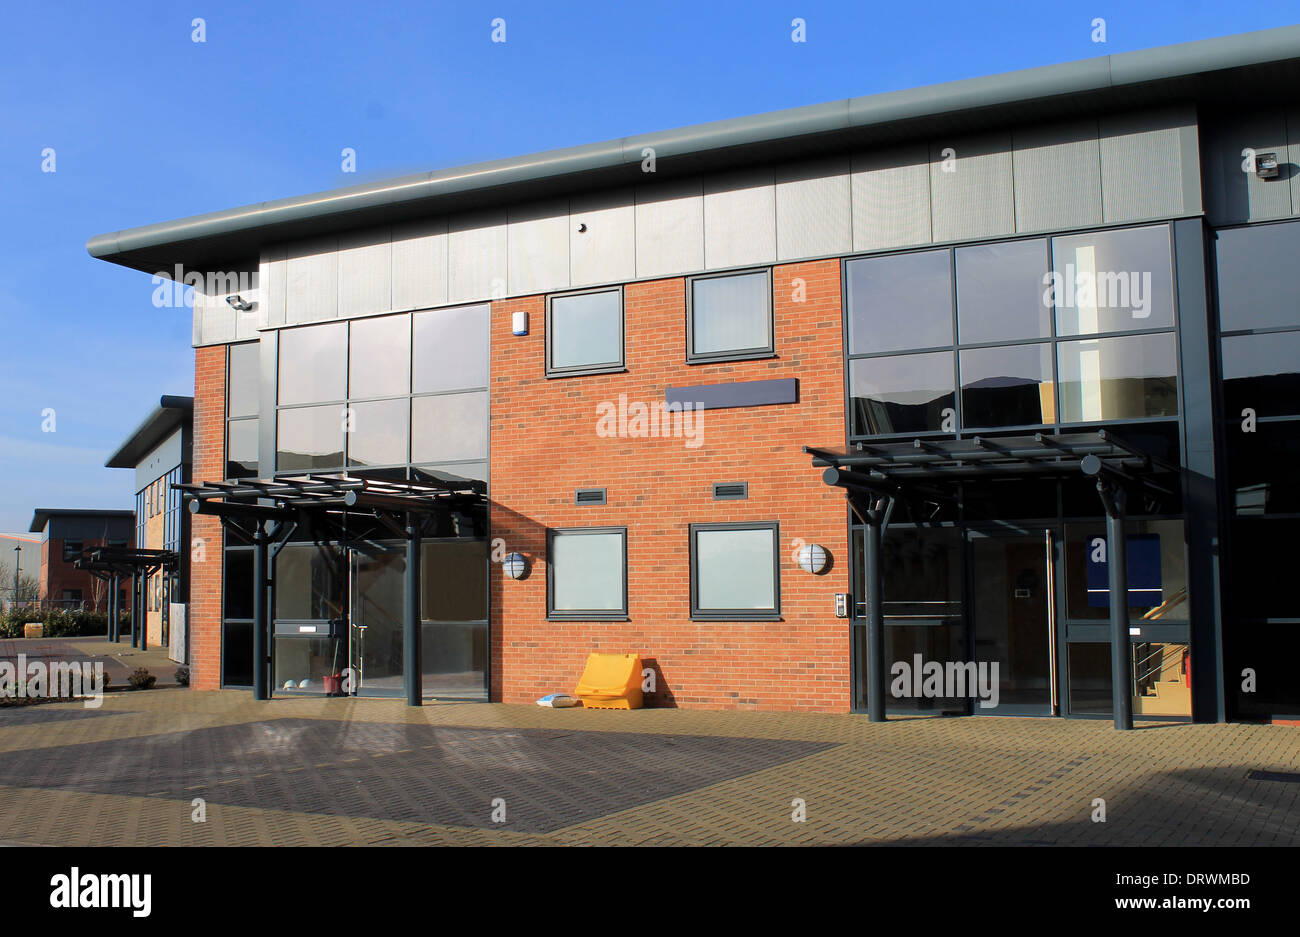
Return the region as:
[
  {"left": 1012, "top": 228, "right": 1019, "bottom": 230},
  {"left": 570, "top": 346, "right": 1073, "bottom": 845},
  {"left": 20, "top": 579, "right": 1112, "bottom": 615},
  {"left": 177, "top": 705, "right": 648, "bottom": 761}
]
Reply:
[{"left": 0, "top": 0, "right": 1296, "bottom": 533}]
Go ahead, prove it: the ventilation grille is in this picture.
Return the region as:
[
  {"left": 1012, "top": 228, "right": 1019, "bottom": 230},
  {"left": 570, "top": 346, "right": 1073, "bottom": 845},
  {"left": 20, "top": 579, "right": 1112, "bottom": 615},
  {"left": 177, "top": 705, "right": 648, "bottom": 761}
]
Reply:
[
  {"left": 713, "top": 482, "right": 748, "bottom": 501},
  {"left": 575, "top": 487, "right": 607, "bottom": 506}
]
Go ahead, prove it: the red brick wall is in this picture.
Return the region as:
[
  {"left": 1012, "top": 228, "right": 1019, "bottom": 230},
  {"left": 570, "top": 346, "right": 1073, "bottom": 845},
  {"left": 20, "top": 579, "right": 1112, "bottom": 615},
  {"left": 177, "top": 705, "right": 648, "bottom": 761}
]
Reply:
[
  {"left": 489, "top": 260, "right": 850, "bottom": 711},
  {"left": 190, "top": 345, "right": 226, "bottom": 690},
  {"left": 40, "top": 538, "right": 132, "bottom": 611}
]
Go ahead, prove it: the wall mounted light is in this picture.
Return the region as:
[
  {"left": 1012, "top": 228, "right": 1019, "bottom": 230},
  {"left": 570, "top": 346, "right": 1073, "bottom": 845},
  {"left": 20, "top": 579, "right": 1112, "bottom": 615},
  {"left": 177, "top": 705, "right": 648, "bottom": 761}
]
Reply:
[
  {"left": 1255, "top": 152, "right": 1280, "bottom": 179},
  {"left": 503, "top": 552, "right": 529, "bottom": 580},
  {"left": 797, "top": 543, "right": 828, "bottom": 575},
  {"left": 512, "top": 310, "right": 529, "bottom": 336},
  {"left": 226, "top": 294, "right": 256, "bottom": 312}
]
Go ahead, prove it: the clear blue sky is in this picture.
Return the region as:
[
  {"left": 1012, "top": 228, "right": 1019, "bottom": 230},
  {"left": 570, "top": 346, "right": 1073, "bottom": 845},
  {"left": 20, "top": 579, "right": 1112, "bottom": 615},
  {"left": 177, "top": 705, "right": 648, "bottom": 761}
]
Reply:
[{"left": 0, "top": 0, "right": 1296, "bottom": 533}]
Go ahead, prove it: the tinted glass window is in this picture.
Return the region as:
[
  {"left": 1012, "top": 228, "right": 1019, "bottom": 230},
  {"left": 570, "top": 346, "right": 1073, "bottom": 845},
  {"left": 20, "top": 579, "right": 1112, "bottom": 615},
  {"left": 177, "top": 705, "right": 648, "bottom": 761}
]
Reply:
[
  {"left": 850, "top": 352, "right": 954, "bottom": 435},
  {"left": 278, "top": 322, "right": 346, "bottom": 404},
  {"left": 275, "top": 544, "right": 344, "bottom": 620},
  {"left": 847, "top": 249, "right": 952, "bottom": 354},
  {"left": 222, "top": 621, "right": 254, "bottom": 687},
  {"left": 1214, "top": 221, "right": 1300, "bottom": 332},
  {"left": 959, "top": 343, "right": 1054, "bottom": 428},
  {"left": 1226, "top": 421, "right": 1300, "bottom": 515},
  {"left": 956, "top": 239, "right": 1051, "bottom": 344},
  {"left": 413, "top": 305, "right": 490, "bottom": 392},
  {"left": 347, "top": 398, "right": 408, "bottom": 467},
  {"left": 1057, "top": 333, "right": 1178, "bottom": 423},
  {"left": 277, "top": 404, "right": 345, "bottom": 471},
  {"left": 1221, "top": 331, "right": 1300, "bottom": 419},
  {"left": 550, "top": 530, "right": 625, "bottom": 614},
  {"left": 226, "top": 418, "right": 259, "bottom": 478},
  {"left": 227, "top": 342, "right": 260, "bottom": 418},
  {"left": 421, "top": 540, "right": 488, "bottom": 622},
  {"left": 349, "top": 314, "right": 409, "bottom": 399},
  {"left": 548, "top": 290, "right": 622, "bottom": 373},
  {"left": 1051, "top": 225, "right": 1175, "bottom": 335},
  {"left": 689, "top": 272, "right": 771, "bottom": 358},
  {"left": 694, "top": 526, "right": 777, "bottom": 613},
  {"left": 411, "top": 392, "right": 488, "bottom": 463},
  {"left": 1063, "top": 520, "right": 1189, "bottom": 622},
  {"left": 223, "top": 550, "right": 254, "bottom": 620}
]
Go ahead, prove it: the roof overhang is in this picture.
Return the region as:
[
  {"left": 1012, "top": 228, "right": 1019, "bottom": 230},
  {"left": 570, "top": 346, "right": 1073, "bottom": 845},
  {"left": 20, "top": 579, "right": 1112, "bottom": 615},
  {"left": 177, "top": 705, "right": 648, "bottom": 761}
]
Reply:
[
  {"left": 29, "top": 509, "right": 136, "bottom": 534},
  {"left": 105, "top": 395, "right": 194, "bottom": 469},
  {"left": 87, "top": 26, "right": 1300, "bottom": 277}
]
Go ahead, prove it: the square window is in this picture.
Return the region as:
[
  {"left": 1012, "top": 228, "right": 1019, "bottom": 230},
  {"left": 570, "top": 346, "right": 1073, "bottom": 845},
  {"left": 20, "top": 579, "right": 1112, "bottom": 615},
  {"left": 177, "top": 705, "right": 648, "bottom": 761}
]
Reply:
[
  {"left": 687, "top": 270, "right": 773, "bottom": 362},
  {"left": 276, "top": 404, "right": 345, "bottom": 472},
  {"left": 959, "top": 343, "right": 1055, "bottom": 428},
  {"left": 847, "top": 249, "right": 952, "bottom": 354},
  {"left": 690, "top": 522, "right": 780, "bottom": 620},
  {"left": 349, "top": 314, "right": 410, "bottom": 399},
  {"left": 850, "top": 351, "right": 955, "bottom": 436},
  {"left": 546, "top": 289, "right": 623, "bottom": 376},
  {"left": 1056, "top": 332, "right": 1178, "bottom": 423},
  {"left": 278, "top": 322, "right": 347, "bottom": 405},
  {"left": 414, "top": 305, "right": 490, "bottom": 392},
  {"left": 411, "top": 391, "right": 488, "bottom": 464},
  {"left": 1051, "top": 225, "right": 1174, "bottom": 336},
  {"left": 227, "top": 342, "right": 260, "bottom": 418},
  {"left": 346, "top": 398, "right": 409, "bottom": 467},
  {"left": 956, "top": 239, "right": 1050, "bottom": 344},
  {"left": 226, "top": 418, "right": 259, "bottom": 478},
  {"left": 547, "top": 528, "right": 627, "bottom": 619}
]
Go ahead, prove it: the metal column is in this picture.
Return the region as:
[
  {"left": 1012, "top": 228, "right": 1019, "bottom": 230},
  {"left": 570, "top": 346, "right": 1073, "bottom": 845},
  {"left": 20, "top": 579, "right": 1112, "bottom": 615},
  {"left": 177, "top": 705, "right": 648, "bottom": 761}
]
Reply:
[
  {"left": 863, "top": 512, "right": 886, "bottom": 722},
  {"left": 130, "top": 573, "right": 139, "bottom": 648},
  {"left": 252, "top": 522, "right": 269, "bottom": 701},
  {"left": 109, "top": 574, "right": 119, "bottom": 642},
  {"left": 403, "top": 513, "right": 423, "bottom": 707},
  {"left": 1099, "top": 481, "right": 1133, "bottom": 731}
]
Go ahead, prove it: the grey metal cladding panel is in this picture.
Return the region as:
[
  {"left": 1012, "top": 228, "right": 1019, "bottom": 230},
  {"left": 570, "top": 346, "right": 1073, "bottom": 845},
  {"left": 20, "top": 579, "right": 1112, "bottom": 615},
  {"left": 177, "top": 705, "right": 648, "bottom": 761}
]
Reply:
[
  {"left": 666, "top": 377, "right": 797, "bottom": 411},
  {"left": 570, "top": 189, "right": 635, "bottom": 287},
  {"left": 391, "top": 218, "right": 448, "bottom": 311},
  {"left": 635, "top": 178, "right": 704, "bottom": 279},
  {"left": 1099, "top": 107, "right": 1195, "bottom": 223},
  {"left": 337, "top": 228, "right": 392, "bottom": 318},
  {"left": 929, "top": 133, "right": 1014, "bottom": 243},
  {"left": 261, "top": 246, "right": 287, "bottom": 328},
  {"left": 1287, "top": 108, "right": 1300, "bottom": 218},
  {"left": 285, "top": 236, "right": 339, "bottom": 323},
  {"left": 448, "top": 210, "right": 507, "bottom": 304},
  {"left": 508, "top": 199, "right": 570, "bottom": 296},
  {"left": 775, "top": 156, "right": 851, "bottom": 261},
  {"left": 703, "top": 168, "right": 777, "bottom": 270},
  {"left": 1012, "top": 120, "right": 1103, "bottom": 233},
  {"left": 1208, "top": 111, "right": 1292, "bottom": 224},
  {"left": 851, "top": 144, "right": 932, "bottom": 251}
]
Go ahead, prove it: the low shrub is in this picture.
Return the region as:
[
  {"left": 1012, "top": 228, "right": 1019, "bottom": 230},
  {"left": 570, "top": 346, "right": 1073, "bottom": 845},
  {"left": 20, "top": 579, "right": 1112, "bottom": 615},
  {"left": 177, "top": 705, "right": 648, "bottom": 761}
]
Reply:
[
  {"left": 173, "top": 666, "right": 189, "bottom": 687},
  {"left": 0, "top": 609, "right": 124, "bottom": 639},
  {"left": 127, "top": 668, "right": 156, "bottom": 691}
]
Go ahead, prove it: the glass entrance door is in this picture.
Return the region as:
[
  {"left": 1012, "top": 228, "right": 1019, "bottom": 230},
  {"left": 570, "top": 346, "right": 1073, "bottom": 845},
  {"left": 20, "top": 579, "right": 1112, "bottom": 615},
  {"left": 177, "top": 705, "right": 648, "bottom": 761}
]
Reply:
[
  {"left": 968, "top": 528, "right": 1057, "bottom": 715},
  {"left": 349, "top": 545, "right": 406, "bottom": 697}
]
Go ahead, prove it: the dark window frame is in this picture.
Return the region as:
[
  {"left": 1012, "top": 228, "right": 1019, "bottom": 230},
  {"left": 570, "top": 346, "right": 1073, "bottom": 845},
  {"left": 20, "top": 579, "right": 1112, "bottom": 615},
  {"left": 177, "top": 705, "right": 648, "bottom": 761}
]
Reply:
[
  {"left": 546, "top": 526, "right": 628, "bottom": 621},
  {"left": 685, "top": 267, "right": 776, "bottom": 364},
  {"left": 689, "top": 520, "right": 782, "bottom": 621},
  {"left": 545, "top": 285, "right": 626, "bottom": 378}
]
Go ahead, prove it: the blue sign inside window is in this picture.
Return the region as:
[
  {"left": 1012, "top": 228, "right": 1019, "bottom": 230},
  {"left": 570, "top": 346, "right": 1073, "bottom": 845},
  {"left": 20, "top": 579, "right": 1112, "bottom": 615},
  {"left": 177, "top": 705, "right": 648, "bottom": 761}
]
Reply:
[{"left": 1085, "top": 533, "right": 1162, "bottom": 608}]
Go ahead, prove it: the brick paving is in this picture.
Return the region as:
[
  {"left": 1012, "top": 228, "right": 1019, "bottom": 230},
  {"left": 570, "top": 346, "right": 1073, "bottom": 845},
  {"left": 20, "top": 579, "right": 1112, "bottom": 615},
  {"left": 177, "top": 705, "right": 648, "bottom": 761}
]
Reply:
[{"left": 0, "top": 689, "right": 1296, "bottom": 846}]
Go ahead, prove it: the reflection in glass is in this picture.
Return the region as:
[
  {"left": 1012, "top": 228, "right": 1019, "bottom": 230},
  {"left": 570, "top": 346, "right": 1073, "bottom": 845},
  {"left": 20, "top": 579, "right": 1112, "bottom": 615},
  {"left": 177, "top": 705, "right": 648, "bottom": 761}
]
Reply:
[
  {"left": 351, "top": 546, "right": 405, "bottom": 695},
  {"left": 850, "top": 352, "right": 954, "bottom": 435},
  {"left": 1227, "top": 422, "right": 1300, "bottom": 515},
  {"left": 278, "top": 322, "right": 346, "bottom": 404},
  {"left": 1214, "top": 220, "right": 1300, "bottom": 332},
  {"left": 411, "top": 391, "right": 488, "bottom": 464},
  {"left": 349, "top": 313, "right": 409, "bottom": 399},
  {"left": 226, "top": 418, "right": 259, "bottom": 478},
  {"left": 227, "top": 342, "right": 260, "bottom": 418},
  {"left": 274, "top": 636, "right": 344, "bottom": 693},
  {"left": 1221, "top": 332, "right": 1300, "bottom": 419},
  {"left": 1063, "top": 520, "right": 1189, "bottom": 622},
  {"left": 346, "top": 398, "right": 408, "bottom": 467},
  {"left": 421, "top": 540, "right": 488, "bottom": 622},
  {"left": 1067, "top": 643, "right": 1112, "bottom": 715},
  {"left": 549, "top": 290, "right": 622, "bottom": 371},
  {"left": 1057, "top": 333, "right": 1177, "bottom": 423},
  {"left": 690, "top": 272, "right": 771, "bottom": 357},
  {"left": 413, "top": 305, "right": 490, "bottom": 392},
  {"left": 276, "top": 404, "right": 345, "bottom": 471},
  {"left": 847, "top": 249, "right": 952, "bottom": 354},
  {"left": 959, "top": 343, "right": 1054, "bottom": 427},
  {"left": 695, "top": 527, "right": 777, "bottom": 612},
  {"left": 223, "top": 550, "right": 254, "bottom": 620},
  {"left": 275, "top": 544, "right": 345, "bottom": 621},
  {"left": 422, "top": 622, "right": 488, "bottom": 699},
  {"left": 1051, "top": 225, "right": 1174, "bottom": 335},
  {"left": 956, "top": 239, "right": 1050, "bottom": 343},
  {"left": 221, "top": 621, "right": 253, "bottom": 687},
  {"left": 551, "top": 531, "right": 624, "bottom": 613}
]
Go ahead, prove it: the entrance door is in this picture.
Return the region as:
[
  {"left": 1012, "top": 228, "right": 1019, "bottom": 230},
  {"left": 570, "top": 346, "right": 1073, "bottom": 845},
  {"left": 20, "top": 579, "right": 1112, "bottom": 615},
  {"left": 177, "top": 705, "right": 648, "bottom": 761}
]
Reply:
[
  {"left": 348, "top": 545, "right": 406, "bottom": 697},
  {"left": 968, "top": 528, "right": 1057, "bottom": 715}
]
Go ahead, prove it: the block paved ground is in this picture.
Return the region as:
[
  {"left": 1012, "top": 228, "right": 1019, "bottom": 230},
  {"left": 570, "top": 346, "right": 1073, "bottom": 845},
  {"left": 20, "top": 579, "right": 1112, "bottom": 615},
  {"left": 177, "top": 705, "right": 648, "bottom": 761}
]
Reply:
[{"left": 0, "top": 688, "right": 1296, "bottom": 846}]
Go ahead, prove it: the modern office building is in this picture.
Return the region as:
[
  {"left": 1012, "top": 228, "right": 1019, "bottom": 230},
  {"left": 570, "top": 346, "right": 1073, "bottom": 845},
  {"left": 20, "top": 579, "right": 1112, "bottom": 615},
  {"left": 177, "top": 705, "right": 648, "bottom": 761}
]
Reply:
[
  {"left": 105, "top": 395, "right": 193, "bottom": 657},
  {"left": 88, "top": 27, "right": 1300, "bottom": 722},
  {"left": 27, "top": 509, "right": 135, "bottom": 610}
]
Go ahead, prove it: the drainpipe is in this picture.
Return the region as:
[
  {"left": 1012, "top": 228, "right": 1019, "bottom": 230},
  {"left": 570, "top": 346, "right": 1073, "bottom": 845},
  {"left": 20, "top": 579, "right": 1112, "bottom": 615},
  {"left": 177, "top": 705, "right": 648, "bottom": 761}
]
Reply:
[{"left": 403, "top": 512, "right": 423, "bottom": 707}]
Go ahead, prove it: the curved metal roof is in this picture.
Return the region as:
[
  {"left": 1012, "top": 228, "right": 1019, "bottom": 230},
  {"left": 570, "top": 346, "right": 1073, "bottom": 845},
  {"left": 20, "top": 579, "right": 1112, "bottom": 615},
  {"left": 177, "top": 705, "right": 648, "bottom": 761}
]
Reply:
[{"left": 87, "top": 26, "right": 1300, "bottom": 275}]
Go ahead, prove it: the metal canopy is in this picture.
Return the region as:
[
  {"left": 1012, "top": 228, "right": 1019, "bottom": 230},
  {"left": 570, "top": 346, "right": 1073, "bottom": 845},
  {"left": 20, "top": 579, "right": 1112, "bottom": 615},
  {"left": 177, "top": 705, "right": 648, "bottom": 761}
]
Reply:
[
  {"left": 808, "top": 431, "right": 1180, "bottom": 731},
  {"left": 73, "top": 546, "right": 178, "bottom": 578},
  {"left": 805, "top": 430, "right": 1176, "bottom": 494}
]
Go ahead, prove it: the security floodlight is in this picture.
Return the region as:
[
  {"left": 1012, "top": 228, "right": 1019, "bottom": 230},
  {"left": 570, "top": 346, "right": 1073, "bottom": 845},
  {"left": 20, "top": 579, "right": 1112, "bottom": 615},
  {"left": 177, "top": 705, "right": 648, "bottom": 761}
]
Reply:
[{"left": 226, "top": 294, "right": 256, "bottom": 311}]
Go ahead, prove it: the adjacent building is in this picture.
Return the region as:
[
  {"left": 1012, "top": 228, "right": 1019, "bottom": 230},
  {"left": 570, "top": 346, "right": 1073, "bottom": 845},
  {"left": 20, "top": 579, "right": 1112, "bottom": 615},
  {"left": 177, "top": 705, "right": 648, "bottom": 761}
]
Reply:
[
  {"left": 27, "top": 509, "right": 135, "bottom": 610},
  {"left": 87, "top": 27, "right": 1300, "bottom": 721}
]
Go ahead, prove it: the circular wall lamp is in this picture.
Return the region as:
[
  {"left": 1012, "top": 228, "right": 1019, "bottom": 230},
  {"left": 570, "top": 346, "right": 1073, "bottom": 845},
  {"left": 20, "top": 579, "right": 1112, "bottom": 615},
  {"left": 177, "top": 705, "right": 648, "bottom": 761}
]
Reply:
[
  {"left": 503, "top": 552, "right": 529, "bottom": 580},
  {"left": 797, "top": 543, "right": 829, "bottom": 575}
]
